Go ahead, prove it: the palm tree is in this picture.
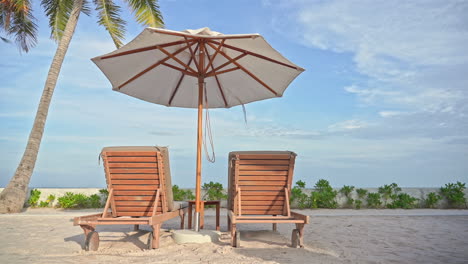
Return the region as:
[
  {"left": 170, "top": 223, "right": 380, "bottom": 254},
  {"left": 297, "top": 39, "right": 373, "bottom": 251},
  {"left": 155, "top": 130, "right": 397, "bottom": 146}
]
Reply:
[
  {"left": 0, "top": 0, "right": 38, "bottom": 51},
  {"left": 0, "top": 0, "right": 164, "bottom": 213}
]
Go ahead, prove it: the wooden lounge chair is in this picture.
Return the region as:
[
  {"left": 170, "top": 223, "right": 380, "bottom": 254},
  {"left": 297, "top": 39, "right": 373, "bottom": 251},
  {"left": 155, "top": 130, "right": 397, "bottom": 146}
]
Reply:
[
  {"left": 73, "top": 146, "right": 188, "bottom": 250},
  {"left": 227, "top": 151, "right": 309, "bottom": 248}
]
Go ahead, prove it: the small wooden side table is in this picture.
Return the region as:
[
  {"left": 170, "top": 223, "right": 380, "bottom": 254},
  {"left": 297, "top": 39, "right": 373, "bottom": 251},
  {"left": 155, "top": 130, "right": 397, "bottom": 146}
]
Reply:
[{"left": 187, "top": 200, "right": 220, "bottom": 231}]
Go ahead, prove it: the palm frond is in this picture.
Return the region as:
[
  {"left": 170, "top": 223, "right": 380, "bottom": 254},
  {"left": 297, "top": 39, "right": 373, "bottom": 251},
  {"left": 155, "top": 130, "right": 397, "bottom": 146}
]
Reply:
[
  {"left": 125, "top": 0, "right": 163, "bottom": 28},
  {"left": 41, "top": 0, "right": 74, "bottom": 41},
  {"left": 2, "top": 0, "right": 37, "bottom": 52},
  {"left": 81, "top": 0, "right": 91, "bottom": 16},
  {"left": 94, "top": 0, "right": 125, "bottom": 48}
]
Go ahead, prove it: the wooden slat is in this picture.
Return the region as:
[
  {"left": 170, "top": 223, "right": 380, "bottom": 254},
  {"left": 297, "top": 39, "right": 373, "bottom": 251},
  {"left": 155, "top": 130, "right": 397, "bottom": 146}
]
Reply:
[
  {"left": 111, "top": 180, "right": 159, "bottom": 185},
  {"left": 239, "top": 160, "right": 290, "bottom": 165},
  {"left": 107, "top": 163, "right": 157, "bottom": 168},
  {"left": 105, "top": 151, "right": 157, "bottom": 157},
  {"left": 241, "top": 200, "right": 284, "bottom": 206},
  {"left": 241, "top": 210, "right": 284, "bottom": 215},
  {"left": 242, "top": 205, "right": 284, "bottom": 210},
  {"left": 242, "top": 196, "right": 285, "bottom": 201},
  {"left": 113, "top": 191, "right": 156, "bottom": 196},
  {"left": 238, "top": 181, "right": 287, "bottom": 186},
  {"left": 240, "top": 191, "right": 285, "bottom": 196},
  {"left": 239, "top": 171, "right": 288, "bottom": 176},
  {"left": 116, "top": 211, "right": 160, "bottom": 217},
  {"left": 116, "top": 206, "right": 158, "bottom": 212},
  {"left": 112, "top": 185, "right": 159, "bottom": 190},
  {"left": 113, "top": 196, "right": 155, "bottom": 201},
  {"left": 107, "top": 157, "right": 157, "bottom": 162},
  {"left": 239, "top": 186, "right": 285, "bottom": 191},
  {"left": 237, "top": 154, "right": 291, "bottom": 160},
  {"left": 238, "top": 176, "right": 287, "bottom": 181},
  {"left": 111, "top": 174, "right": 158, "bottom": 180},
  {"left": 115, "top": 201, "right": 160, "bottom": 206},
  {"left": 239, "top": 165, "right": 289, "bottom": 170},
  {"left": 109, "top": 168, "right": 158, "bottom": 174}
]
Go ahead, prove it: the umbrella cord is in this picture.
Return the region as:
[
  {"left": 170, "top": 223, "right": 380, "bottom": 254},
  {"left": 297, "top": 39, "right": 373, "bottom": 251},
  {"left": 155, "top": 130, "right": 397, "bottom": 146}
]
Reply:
[{"left": 203, "top": 84, "right": 216, "bottom": 163}]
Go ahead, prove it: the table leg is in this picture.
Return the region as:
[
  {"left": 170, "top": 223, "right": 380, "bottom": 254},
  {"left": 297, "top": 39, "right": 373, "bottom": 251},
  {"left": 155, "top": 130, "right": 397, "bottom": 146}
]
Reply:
[
  {"left": 188, "top": 203, "right": 193, "bottom": 229},
  {"left": 200, "top": 201, "right": 205, "bottom": 229},
  {"left": 216, "top": 201, "right": 220, "bottom": 231}
]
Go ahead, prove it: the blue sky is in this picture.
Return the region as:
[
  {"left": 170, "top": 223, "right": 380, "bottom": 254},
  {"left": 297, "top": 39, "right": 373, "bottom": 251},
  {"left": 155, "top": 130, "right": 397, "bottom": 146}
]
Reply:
[{"left": 1, "top": 0, "right": 467, "bottom": 188}]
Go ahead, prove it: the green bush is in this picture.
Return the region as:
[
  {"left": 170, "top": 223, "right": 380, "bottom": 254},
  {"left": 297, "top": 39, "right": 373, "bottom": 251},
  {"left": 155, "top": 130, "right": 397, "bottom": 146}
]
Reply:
[
  {"left": 202, "top": 181, "right": 227, "bottom": 201},
  {"left": 378, "top": 183, "right": 401, "bottom": 206},
  {"left": 388, "top": 193, "right": 418, "bottom": 209},
  {"left": 355, "top": 188, "right": 368, "bottom": 209},
  {"left": 57, "top": 192, "right": 103, "bottom": 209},
  {"left": 99, "top": 189, "right": 109, "bottom": 205},
  {"left": 366, "top": 193, "right": 382, "bottom": 208},
  {"left": 39, "top": 194, "right": 55, "bottom": 208},
  {"left": 424, "top": 192, "right": 442, "bottom": 208},
  {"left": 354, "top": 200, "right": 363, "bottom": 209},
  {"left": 290, "top": 180, "right": 310, "bottom": 209},
  {"left": 440, "top": 182, "right": 467, "bottom": 208},
  {"left": 27, "top": 189, "right": 41, "bottom": 207},
  {"left": 172, "top": 185, "right": 195, "bottom": 201},
  {"left": 312, "top": 179, "right": 338, "bottom": 208},
  {"left": 339, "top": 185, "right": 355, "bottom": 208}
]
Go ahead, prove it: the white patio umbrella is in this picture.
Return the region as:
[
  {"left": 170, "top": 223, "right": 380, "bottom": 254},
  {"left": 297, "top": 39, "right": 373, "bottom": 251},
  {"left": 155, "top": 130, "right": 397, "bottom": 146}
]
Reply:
[{"left": 92, "top": 27, "right": 304, "bottom": 231}]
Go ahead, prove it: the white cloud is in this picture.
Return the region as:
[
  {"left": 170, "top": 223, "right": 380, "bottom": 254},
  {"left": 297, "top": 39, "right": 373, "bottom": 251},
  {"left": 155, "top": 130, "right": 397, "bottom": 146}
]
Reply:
[{"left": 328, "top": 119, "right": 369, "bottom": 132}]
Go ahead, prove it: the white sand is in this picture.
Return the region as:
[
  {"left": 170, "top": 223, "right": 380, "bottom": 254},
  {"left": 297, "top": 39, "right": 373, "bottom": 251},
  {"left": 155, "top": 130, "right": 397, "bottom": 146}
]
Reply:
[{"left": 0, "top": 208, "right": 467, "bottom": 263}]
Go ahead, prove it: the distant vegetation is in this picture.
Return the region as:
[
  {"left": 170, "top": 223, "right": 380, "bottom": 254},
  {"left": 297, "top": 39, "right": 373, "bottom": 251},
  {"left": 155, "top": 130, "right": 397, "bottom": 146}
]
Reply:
[{"left": 23, "top": 180, "right": 466, "bottom": 209}]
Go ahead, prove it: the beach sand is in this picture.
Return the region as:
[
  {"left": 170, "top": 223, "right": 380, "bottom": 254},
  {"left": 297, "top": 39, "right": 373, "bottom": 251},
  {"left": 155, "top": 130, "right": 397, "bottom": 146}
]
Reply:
[{"left": 0, "top": 208, "right": 467, "bottom": 263}]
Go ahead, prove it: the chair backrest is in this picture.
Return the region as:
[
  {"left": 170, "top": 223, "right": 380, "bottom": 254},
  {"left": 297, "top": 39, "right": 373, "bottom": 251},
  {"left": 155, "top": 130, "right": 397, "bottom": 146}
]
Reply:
[
  {"left": 101, "top": 146, "right": 174, "bottom": 217},
  {"left": 228, "top": 151, "right": 297, "bottom": 216}
]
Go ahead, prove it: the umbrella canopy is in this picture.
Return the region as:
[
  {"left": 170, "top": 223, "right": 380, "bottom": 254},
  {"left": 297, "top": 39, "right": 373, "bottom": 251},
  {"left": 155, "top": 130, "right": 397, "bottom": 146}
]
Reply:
[{"left": 92, "top": 27, "right": 304, "bottom": 230}]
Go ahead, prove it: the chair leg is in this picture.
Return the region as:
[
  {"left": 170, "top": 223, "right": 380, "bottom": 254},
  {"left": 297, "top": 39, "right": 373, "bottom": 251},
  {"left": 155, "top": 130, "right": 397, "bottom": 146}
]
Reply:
[
  {"left": 80, "top": 225, "right": 95, "bottom": 237},
  {"left": 295, "top": 223, "right": 305, "bottom": 248},
  {"left": 230, "top": 224, "right": 237, "bottom": 247},
  {"left": 151, "top": 224, "right": 161, "bottom": 249},
  {"left": 134, "top": 225, "right": 139, "bottom": 231},
  {"left": 272, "top": 223, "right": 277, "bottom": 231},
  {"left": 227, "top": 214, "right": 231, "bottom": 231},
  {"left": 179, "top": 209, "right": 186, "bottom": 229}
]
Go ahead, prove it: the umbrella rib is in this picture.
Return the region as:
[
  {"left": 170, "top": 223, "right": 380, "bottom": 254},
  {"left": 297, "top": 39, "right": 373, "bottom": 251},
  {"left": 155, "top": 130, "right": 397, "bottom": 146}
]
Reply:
[
  {"left": 205, "top": 53, "right": 247, "bottom": 76},
  {"left": 100, "top": 39, "right": 194, "bottom": 60},
  {"left": 185, "top": 36, "right": 200, "bottom": 72},
  {"left": 206, "top": 42, "right": 278, "bottom": 96},
  {"left": 205, "top": 51, "right": 228, "bottom": 107},
  {"left": 168, "top": 44, "right": 200, "bottom": 106},
  {"left": 161, "top": 62, "right": 197, "bottom": 77},
  {"left": 117, "top": 43, "right": 195, "bottom": 90},
  {"left": 206, "top": 67, "right": 240, "bottom": 77},
  {"left": 149, "top": 28, "right": 260, "bottom": 40},
  {"left": 208, "top": 39, "right": 303, "bottom": 71},
  {"left": 203, "top": 39, "right": 225, "bottom": 73},
  {"left": 158, "top": 46, "right": 198, "bottom": 74}
]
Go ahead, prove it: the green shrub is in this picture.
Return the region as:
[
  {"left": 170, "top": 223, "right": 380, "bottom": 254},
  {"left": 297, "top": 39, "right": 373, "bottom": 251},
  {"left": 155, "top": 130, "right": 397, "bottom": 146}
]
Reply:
[
  {"left": 202, "top": 181, "right": 227, "bottom": 201},
  {"left": 290, "top": 180, "right": 310, "bottom": 209},
  {"left": 57, "top": 192, "right": 102, "bottom": 209},
  {"left": 388, "top": 193, "right": 418, "bottom": 209},
  {"left": 355, "top": 188, "right": 368, "bottom": 209},
  {"left": 440, "top": 182, "right": 467, "bottom": 208},
  {"left": 172, "top": 185, "right": 195, "bottom": 201},
  {"left": 27, "top": 189, "right": 41, "bottom": 207},
  {"left": 88, "top": 194, "right": 102, "bottom": 208},
  {"left": 354, "top": 200, "right": 363, "bottom": 209},
  {"left": 366, "top": 193, "right": 382, "bottom": 208},
  {"left": 38, "top": 194, "right": 55, "bottom": 208},
  {"left": 58, "top": 192, "right": 77, "bottom": 209},
  {"left": 339, "top": 185, "right": 355, "bottom": 208},
  {"left": 99, "top": 189, "right": 109, "bottom": 205},
  {"left": 378, "top": 183, "right": 401, "bottom": 206},
  {"left": 312, "top": 179, "right": 338, "bottom": 208},
  {"left": 424, "top": 192, "right": 442, "bottom": 208}
]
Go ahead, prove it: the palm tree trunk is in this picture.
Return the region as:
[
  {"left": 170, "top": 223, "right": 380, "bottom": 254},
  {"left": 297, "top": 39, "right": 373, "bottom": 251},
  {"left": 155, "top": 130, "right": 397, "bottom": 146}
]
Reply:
[{"left": 0, "top": 0, "right": 84, "bottom": 213}]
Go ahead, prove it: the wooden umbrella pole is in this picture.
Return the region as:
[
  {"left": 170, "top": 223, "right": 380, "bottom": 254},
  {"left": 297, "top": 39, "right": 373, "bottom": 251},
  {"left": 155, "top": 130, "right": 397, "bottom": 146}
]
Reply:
[{"left": 194, "top": 41, "right": 205, "bottom": 231}]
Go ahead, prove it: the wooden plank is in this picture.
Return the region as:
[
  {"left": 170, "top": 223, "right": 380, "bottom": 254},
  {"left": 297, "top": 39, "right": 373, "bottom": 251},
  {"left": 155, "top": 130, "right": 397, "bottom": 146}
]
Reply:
[
  {"left": 112, "top": 185, "right": 159, "bottom": 190},
  {"left": 238, "top": 181, "right": 287, "bottom": 186},
  {"left": 109, "top": 168, "right": 158, "bottom": 174},
  {"left": 113, "top": 196, "right": 155, "bottom": 201},
  {"left": 237, "top": 154, "right": 291, "bottom": 160},
  {"left": 238, "top": 176, "right": 287, "bottom": 181},
  {"left": 105, "top": 151, "right": 157, "bottom": 157},
  {"left": 242, "top": 205, "right": 284, "bottom": 210},
  {"left": 115, "top": 206, "right": 159, "bottom": 212},
  {"left": 239, "top": 165, "right": 290, "bottom": 170},
  {"left": 114, "top": 190, "right": 156, "bottom": 196},
  {"left": 111, "top": 180, "right": 159, "bottom": 185},
  {"left": 116, "top": 211, "right": 161, "bottom": 217},
  {"left": 241, "top": 210, "right": 284, "bottom": 215},
  {"left": 239, "top": 160, "right": 290, "bottom": 165},
  {"left": 241, "top": 200, "right": 284, "bottom": 206},
  {"left": 239, "top": 171, "right": 288, "bottom": 176},
  {"left": 234, "top": 219, "right": 304, "bottom": 224},
  {"left": 239, "top": 186, "right": 285, "bottom": 191},
  {"left": 111, "top": 174, "right": 158, "bottom": 180},
  {"left": 241, "top": 191, "right": 285, "bottom": 196},
  {"left": 114, "top": 201, "right": 161, "bottom": 206},
  {"left": 107, "top": 163, "right": 158, "bottom": 168},
  {"left": 242, "top": 196, "right": 285, "bottom": 201},
  {"left": 107, "top": 157, "right": 157, "bottom": 162}
]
